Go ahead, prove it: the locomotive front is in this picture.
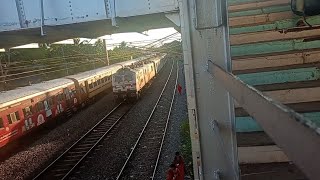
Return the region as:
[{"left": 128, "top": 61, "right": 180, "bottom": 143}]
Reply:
[{"left": 112, "top": 68, "right": 138, "bottom": 101}]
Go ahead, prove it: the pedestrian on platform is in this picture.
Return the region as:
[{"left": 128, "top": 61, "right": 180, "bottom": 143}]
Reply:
[
  {"left": 173, "top": 152, "right": 185, "bottom": 180},
  {"left": 177, "top": 84, "right": 182, "bottom": 95},
  {"left": 166, "top": 163, "right": 180, "bottom": 180}
]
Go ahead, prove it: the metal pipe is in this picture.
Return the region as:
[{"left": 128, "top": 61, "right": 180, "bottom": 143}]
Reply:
[
  {"left": 15, "top": 0, "right": 27, "bottom": 28},
  {"left": 40, "top": 0, "right": 45, "bottom": 36}
]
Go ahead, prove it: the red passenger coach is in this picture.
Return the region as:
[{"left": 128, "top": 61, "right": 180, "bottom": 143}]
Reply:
[
  {"left": 0, "top": 55, "right": 155, "bottom": 148},
  {"left": 0, "top": 78, "right": 79, "bottom": 148}
]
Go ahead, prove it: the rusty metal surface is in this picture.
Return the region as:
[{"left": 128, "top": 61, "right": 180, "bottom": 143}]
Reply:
[{"left": 208, "top": 60, "right": 320, "bottom": 180}]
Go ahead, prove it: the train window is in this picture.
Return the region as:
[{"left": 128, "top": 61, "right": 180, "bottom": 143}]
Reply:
[
  {"left": 36, "top": 102, "right": 45, "bottom": 112},
  {"left": 23, "top": 106, "right": 33, "bottom": 117},
  {"left": 0, "top": 118, "right": 3, "bottom": 128},
  {"left": 115, "top": 76, "right": 122, "bottom": 83},
  {"left": 15, "top": 111, "right": 20, "bottom": 121},
  {"left": 57, "top": 94, "right": 64, "bottom": 102},
  {"left": 7, "top": 111, "right": 20, "bottom": 124},
  {"left": 93, "top": 81, "right": 98, "bottom": 87},
  {"left": 48, "top": 98, "right": 54, "bottom": 107},
  {"left": 97, "top": 79, "right": 101, "bottom": 85},
  {"left": 81, "top": 87, "right": 86, "bottom": 94},
  {"left": 89, "top": 83, "right": 93, "bottom": 89},
  {"left": 101, "top": 78, "right": 105, "bottom": 83},
  {"left": 124, "top": 75, "right": 133, "bottom": 81}
]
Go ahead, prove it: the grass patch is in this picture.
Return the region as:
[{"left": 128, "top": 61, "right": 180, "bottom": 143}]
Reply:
[{"left": 180, "top": 120, "right": 194, "bottom": 178}]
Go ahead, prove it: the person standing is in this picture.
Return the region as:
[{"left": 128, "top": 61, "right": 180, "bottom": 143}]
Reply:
[
  {"left": 173, "top": 152, "right": 185, "bottom": 180},
  {"left": 166, "top": 163, "right": 180, "bottom": 180},
  {"left": 177, "top": 84, "right": 182, "bottom": 95}
]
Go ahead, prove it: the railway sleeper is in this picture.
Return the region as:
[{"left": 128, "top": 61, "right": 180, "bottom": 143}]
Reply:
[
  {"left": 68, "top": 150, "right": 89, "bottom": 154},
  {"left": 53, "top": 173, "right": 67, "bottom": 177},
  {"left": 77, "top": 143, "right": 95, "bottom": 147},
  {"left": 73, "top": 146, "right": 93, "bottom": 150},
  {"left": 93, "top": 128, "right": 109, "bottom": 132},
  {"left": 84, "top": 137, "right": 101, "bottom": 141},
  {"left": 54, "top": 163, "right": 76, "bottom": 168},
  {"left": 65, "top": 154, "right": 86, "bottom": 158},
  {"left": 51, "top": 168, "right": 70, "bottom": 173},
  {"left": 62, "top": 159, "right": 79, "bottom": 162},
  {"left": 82, "top": 139, "right": 101, "bottom": 144}
]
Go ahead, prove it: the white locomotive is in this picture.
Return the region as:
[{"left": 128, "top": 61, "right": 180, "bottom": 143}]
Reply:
[{"left": 112, "top": 54, "right": 166, "bottom": 100}]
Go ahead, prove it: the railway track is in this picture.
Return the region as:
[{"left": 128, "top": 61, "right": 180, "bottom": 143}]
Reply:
[
  {"left": 116, "top": 61, "right": 178, "bottom": 179},
  {"left": 32, "top": 102, "right": 132, "bottom": 180}
]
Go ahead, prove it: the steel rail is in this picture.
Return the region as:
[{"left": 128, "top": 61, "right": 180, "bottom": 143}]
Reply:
[
  {"left": 33, "top": 102, "right": 130, "bottom": 180},
  {"left": 151, "top": 61, "right": 179, "bottom": 179},
  {"left": 208, "top": 60, "right": 320, "bottom": 180},
  {"left": 115, "top": 61, "right": 176, "bottom": 180}
]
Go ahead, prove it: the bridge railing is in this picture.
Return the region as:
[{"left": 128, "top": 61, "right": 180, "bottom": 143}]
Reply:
[{"left": 208, "top": 60, "right": 320, "bottom": 180}]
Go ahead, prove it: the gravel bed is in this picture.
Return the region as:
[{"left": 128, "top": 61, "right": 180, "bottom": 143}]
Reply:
[
  {"left": 0, "top": 91, "right": 117, "bottom": 180},
  {"left": 71, "top": 59, "right": 174, "bottom": 180},
  {"left": 120, "top": 61, "right": 178, "bottom": 179},
  {"left": 154, "top": 60, "right": 189, "bottom": 180}
]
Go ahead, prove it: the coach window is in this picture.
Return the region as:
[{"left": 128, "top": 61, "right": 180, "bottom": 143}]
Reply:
[
  {"left": 93, "top": 81, "right": 98, "bottom": 87},
  {"left": 57, "top": 94, "right": 63, "bottom": 102},
  {"left": 0, "top": 117, "right": 3, "bottom": 128},
  {"left": 48, "top": 98, "right": 54, "bottom": 108},
  {"left": 7, "top": 111, "right": 21, "bottom": 124},
  {"left": 89, "top": 83, "right": 93, "bottom": 89},
  {"left": 36, "top": 101, "right": 44, "bottom": 112},
  {"left": 23, "top": 106, "right": 33, "bottom": 117},
  {"left": 97, "top": 79, "right": 101, "bottom": 85}
]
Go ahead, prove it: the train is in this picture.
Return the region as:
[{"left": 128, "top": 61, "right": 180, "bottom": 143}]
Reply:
[
  {"left": 112, "top": 54, "right": 166, "bottom": 100},
  {"left": 0, "top": 54, "right": 161, "bottom": 148}
]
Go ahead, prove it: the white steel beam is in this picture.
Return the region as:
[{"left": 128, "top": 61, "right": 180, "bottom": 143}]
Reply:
[{"left": 179, "top": 0, "right": 239, "bottom": 179}]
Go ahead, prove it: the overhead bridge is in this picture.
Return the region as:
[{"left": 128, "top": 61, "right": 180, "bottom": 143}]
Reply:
[
  {"left": 0, "top": 0, "right": 180, "bottom": 48},
  {"left": 1, "top": 0, "right": 320, "bottom": 180}
]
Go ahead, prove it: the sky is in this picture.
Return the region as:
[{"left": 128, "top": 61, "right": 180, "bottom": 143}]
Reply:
[{"left": 0, "top": 27, "right": 180, "bottom": 52}]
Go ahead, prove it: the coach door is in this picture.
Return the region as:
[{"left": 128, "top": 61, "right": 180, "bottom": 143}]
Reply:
[
  {"left": 43, "top": 100, "right": 52, "bottom": 118},
  {"left": 64, "top": 88, "right": 72, "bottom": 108}
]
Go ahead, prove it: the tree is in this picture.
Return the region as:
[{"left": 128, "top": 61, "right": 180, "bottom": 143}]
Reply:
[{"left": 119, "top": 41, "right": 127, "bottom": 49}]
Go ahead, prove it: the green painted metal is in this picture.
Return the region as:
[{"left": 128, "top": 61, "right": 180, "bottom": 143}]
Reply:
[
  {"left": 304, "top": 112, "right": 320, "bottom": 127},
  {"left": 236, "top": 112, "right": 320, "bottom": 132},
  {"left": 228, "top": 0, "right": 263, "bottom": 5},
  {"left": 229, "top": 6, "right": 290, "bottom": 17},
  {"left": 238, "top": 67, "right": 320, "bottom": 86},
  {"left": 236, "top": 117, "right": 264, "bottom": 132},
  {"left": 231, "top": 39, "right": 320, "bottom": 57},
  {"left": 229, "top": 0, "right": 320, "bottom": 133},
  {"left": 230, "top": 15, "right": 320, "bottom": 34}
]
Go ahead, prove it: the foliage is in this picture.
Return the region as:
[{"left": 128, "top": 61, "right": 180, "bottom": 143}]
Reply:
[
  {"left": 0, "top": 40, "right": 142, "bottom": 90},
  {"left": 0, "top": 39, "right": 180, "bottom": 91},
  {"left": 180, "top": 120, "right": 194, "bottom": 178},
  {"left": 153, "top": 40, "right": 182, "bottom": 59}
]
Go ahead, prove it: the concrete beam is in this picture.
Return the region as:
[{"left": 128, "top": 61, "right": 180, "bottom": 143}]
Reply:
[{"left": 238, "top": 145, "right": 289, "bottom": 164}]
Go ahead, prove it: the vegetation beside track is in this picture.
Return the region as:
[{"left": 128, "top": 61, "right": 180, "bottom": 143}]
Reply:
[{"left": 180, "top": 120, "right": 194, "bottom": 178}]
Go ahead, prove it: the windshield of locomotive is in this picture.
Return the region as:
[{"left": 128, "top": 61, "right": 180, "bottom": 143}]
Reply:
[
  {"left": 124, "top": 74, "right": 133, "bottom": 81},
  {"left": 114, "top": 75, "right": 123, "bottom": 83}
]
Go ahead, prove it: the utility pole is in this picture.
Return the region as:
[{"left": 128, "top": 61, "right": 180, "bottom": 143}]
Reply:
[{"left": 103, "top": 39, "right": 110, "bottom": 65}]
